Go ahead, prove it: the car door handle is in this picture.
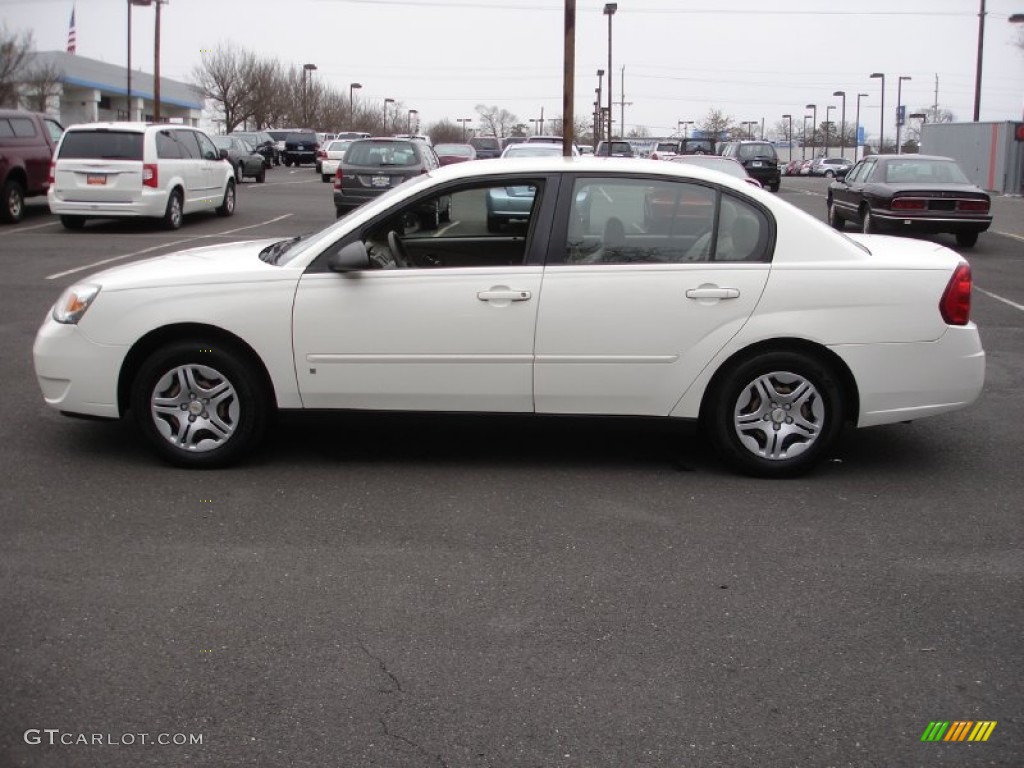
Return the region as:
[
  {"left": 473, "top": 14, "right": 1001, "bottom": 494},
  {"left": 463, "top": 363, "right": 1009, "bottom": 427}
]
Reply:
[
  {"left": 477, "top": 289, "right": 532, "bottom": 302},
  {"left": 686, "top": 287, "right": 740, "bottom": 300}
]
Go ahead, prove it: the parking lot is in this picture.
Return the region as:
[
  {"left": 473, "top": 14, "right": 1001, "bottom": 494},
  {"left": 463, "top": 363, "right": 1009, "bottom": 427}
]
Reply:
[{"left": 1, "top": 166, "right": 1022, "bottom": 766}]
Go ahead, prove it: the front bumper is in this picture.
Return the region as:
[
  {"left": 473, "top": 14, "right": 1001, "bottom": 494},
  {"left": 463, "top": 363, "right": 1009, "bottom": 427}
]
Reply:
[{"left": 33, "top": 316, "right": 129, "bottom": 419}]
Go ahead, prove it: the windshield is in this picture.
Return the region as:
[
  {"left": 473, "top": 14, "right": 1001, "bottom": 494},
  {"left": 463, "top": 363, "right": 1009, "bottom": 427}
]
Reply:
[
  {"left": 345, "top": 141, "right": 418, "bottom": 166},
  {"left": 737, "top": 144, "right": 775, "bottom": 160},
  {"left": 503, "top": 145, "right": 565, "bottom": 158}
]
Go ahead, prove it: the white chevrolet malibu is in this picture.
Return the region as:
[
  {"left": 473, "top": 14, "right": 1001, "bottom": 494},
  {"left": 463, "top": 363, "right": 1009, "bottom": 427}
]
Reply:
[{"left": 33, "top": 158, "right": 985, "bottom": 477}]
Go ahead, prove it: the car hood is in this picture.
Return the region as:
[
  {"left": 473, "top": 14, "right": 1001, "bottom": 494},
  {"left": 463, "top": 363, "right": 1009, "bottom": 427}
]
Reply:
[{"left": 82, "top": 238, "right": 297, "bottom": 292}]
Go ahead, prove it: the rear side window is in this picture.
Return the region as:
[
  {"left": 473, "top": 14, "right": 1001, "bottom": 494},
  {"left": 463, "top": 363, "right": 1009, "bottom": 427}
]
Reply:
[
  {"left": 470, "top": 137, "right": 501, "bottom": 151},
  {"left": 9, "top": 117, "right": 38, "bottom": 138},
  {"left": 58, "top": 131, "right": 144, "bottom": 160},
  {"left": 345, "top": 141, "right": 419, "bottom": 167},
  {"left": 156, "top": 130, "right": 183, "bottom": 159}
]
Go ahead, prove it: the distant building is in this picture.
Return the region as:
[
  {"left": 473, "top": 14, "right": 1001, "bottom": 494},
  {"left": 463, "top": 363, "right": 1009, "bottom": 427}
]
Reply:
[{"left": 19, "top": 51, "right": 203, "bottom": 127}]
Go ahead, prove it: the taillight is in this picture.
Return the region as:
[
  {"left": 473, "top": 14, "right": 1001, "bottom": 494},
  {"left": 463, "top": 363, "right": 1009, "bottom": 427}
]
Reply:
[
  {"left": 142, "top": 163, "right": 158, "bottom": 188},
  {"left": 958, "top": 199, "right": 989, "bottom": 212},
  {"left": 333, "top": 168, "right": 342, "bottom": 190},
  {"left": 48, "top": 161, "right": 55, "bottom": 185},
  {"left": 939, "top": 263, "right": 972, "bottom": 325},
  {"left": 891, "top": 197, "right": 926, "bottom": 211}
]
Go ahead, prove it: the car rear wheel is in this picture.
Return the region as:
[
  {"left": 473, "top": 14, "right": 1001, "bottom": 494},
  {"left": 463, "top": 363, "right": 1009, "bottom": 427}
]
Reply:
[
  {"left": 825, "top": 170, "right": 835, "bottom": 178},
  {"left": 321, "top": 173, "right": 331, "bottom": 183},
  {"left": 162, "top": 189, "right": 183, "bottom": 230},
  {"left": 861, "top": 206, "right": 877, "bottom": 234},
  {"left": 60, "top": 215, "right": 86, "bottom": 230},
  {"left": 283, "top": 158, "right": 292, "bottom": 167},
  {"left": 706, "top": 350, "right": 845, "bottom": 478},
  {"left": 130, "top": 339, "right": 269, "bottom": 468},
  {"left": 1, "top": 178, "right": 25, "bottom": 223},
  {"left": 769, "top": 181, "right": 780, "bottom": 192},
  {"left": 827, "top": 198, "right": 844, "bottom": 230},
  {"left": 955, "top": 231, "right": 979, "bottom": 248},
  {"left": 216, "top": 180, "right": 236, "bottom": 217}
]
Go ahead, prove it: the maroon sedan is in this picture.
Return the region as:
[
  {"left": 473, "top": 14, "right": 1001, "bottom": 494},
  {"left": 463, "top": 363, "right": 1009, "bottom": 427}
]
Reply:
[{"left": 434, "top": 143, "right": 477, "bottom": 166}]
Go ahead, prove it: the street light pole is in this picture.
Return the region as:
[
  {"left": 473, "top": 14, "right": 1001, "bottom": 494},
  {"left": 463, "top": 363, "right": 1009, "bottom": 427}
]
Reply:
[
  {"left": 604, "top": 3, "right": 617, "bottom": 141},
  {"left": 596, "top": 69, "right": 604, "bottom": 144},
  {"left": 802, "top": 115, "right": 811, "bottom": 160},
  {"left": 805, "top": 104, "right": 817, "bottom": 155},
  {"left": 896, "top": 75, "right": 912, "bottom": 153},
  {"left": 153, "top": 0, "right": 166, "bottom": 123},
  {"left": 383, "top": 97, "right": 394, "bottom": 135},
  {"left": 1012, "top": 14, "right": 1024, "bottom": 119},
  {"left": 456, "top": 118, "right": 471, "bottom": 141},
  {"left": 832, "top": 90, "right": 846, "bottom": 158},
  {"left": 349, "top": 82, "right": 362, "bottom": 128},
  {"left": 407, "top": 109, "right": 417, "bottom": 134},
  {"left": 782, "top": 114, "right": 792, "bottom": 163},
  {"left": 870, "top": 72, "right": 885, "bottom": 152},
  {"left": 855, "top": 93, "right": 868, "bottom": 160},
  {"left": 824, "top": 105, "right": 835, "bottom": 157},
  {"left": 302, "top": 63, "right": 317, "bottom": 127}
]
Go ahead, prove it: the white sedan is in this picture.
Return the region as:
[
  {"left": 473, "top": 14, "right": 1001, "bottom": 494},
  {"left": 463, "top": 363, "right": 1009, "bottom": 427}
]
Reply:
[
  {"left": 33, "top": 157, "right": 985, "bottom": 477},
  {"left": 319, "top": 139, "right": 353, "bottom": 182}
]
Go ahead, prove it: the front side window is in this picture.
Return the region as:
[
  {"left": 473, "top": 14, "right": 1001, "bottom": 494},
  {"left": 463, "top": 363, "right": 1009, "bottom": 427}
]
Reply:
[
  {"left": 561, "top": 177, "right": 770, "bottom": 264},
  {"left": 194, "top": 132, "right": 219, "bottom": 160},
  {"left": 344, "top": 180, "right": 545, "bottom": 270}
]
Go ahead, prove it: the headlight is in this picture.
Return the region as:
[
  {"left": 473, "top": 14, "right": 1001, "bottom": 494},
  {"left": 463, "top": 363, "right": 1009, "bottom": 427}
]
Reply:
[{"left": 52, "top": 284, "right": 101, "bottom": 324}]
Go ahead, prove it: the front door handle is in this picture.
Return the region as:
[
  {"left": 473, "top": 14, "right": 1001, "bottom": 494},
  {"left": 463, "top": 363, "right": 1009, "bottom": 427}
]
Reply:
[
  {"left": 477, "top": 289, "right": 532, "bottom": 302},
  {"left": 686, "top": 286, "right": 740, "bottom": 300}
]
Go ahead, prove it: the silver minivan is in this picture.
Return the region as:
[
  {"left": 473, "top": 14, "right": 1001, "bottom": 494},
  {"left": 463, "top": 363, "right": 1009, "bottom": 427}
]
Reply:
[{"left": 49, "top": 123, "right": 236, "bottom": 230}]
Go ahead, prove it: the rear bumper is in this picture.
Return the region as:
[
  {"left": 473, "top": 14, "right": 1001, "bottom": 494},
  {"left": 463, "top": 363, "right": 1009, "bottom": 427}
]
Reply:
[
  {"left": 48, "top": 187, "right": 169, "bottom": 218},
  {"left": 871, "top": 211, "right": 992, "bottom": 233}
]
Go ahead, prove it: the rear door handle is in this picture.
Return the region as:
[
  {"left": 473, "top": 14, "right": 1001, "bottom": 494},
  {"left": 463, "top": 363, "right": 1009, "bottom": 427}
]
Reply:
[
  {"left": 477, "top": 289, "right": 532, "bottom": 302},
  {"left": 686, "top": 287, "right": 740, "bottom": 299}
]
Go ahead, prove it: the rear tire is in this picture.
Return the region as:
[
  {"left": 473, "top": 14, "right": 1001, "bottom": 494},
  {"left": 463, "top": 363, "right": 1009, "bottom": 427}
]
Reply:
[
  {"left": 162, "top": 189, "right": 183, "bottom": 230},
  {"left": 769, "top": 181, "right": 780, "bottom": 192},
  {"left": 60, "top": 215, "right": 86, "bottom": 230},
  {"left": 705, "top": 350, "right": 845, "bottom": 478},
  {"left": 955, "top": 231, "right": 979, "bottom": 248},
  {"left": 1, "top": 178, "right": 25, "bottom": 223},
  {"left": 321, "top": 174, "right": 331, "bottom": 183},
  {"left": 861, "top": 206, "right": 878, "bottom": 234},
  {"left": 827, "top": 198, "right": 844, "bottom": 230},
  {"left": 234, "top": 163, "right": 243, "bottom": 183}
]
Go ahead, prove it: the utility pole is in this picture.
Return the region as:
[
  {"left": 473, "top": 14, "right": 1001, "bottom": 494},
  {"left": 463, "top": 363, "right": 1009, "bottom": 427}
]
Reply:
[
  {"left": 973, "top": 0, "right": 985, "bottom": 121},
  {"left": 619, "top": 65, "right": 628, "bottom": 138},
  {"left": 933, "top": 73, "right": 939, "bottom": 122}
]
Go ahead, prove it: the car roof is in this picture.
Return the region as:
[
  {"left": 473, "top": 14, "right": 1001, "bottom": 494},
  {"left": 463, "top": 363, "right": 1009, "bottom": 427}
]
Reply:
[
  {"left": 867, "top": 153, "right": 955, "bottom": 163},
  {"left": 63, "top": 122, "right": 189, "bottom": 133}
]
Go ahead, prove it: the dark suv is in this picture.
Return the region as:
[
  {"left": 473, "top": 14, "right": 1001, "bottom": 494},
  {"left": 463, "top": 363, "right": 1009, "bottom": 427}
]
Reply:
[
  {"left": 1, "top": 109, "right": 64, "bottom": 223},
  {"left": 595, "top": 140, "right": 634, "bottom": 157},
  {"left": 333, "top": 138, "right": 449, "bottom": 226},
  {"left": 282, "top": 131, "right": 319, "bottom": 167},
  {"left": 721, "top": 141, "right": 780, "bottom": 191},
  {"left": 468, "top": 136, "right": 502, "bottom": 159}
]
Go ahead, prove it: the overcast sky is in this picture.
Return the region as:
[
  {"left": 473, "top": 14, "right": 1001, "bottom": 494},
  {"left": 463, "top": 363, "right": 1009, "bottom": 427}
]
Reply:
[{"left": 3, "top": 0, "right": 1023, "bottom": 139}]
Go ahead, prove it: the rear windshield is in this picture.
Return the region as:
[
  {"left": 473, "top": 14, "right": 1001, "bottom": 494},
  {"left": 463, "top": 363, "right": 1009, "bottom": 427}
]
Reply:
[
  {"left": 345, "top": 141, "right": 419, "bottom": 167},
  {"left": 656, "top": 142, "right": 678, "bottom": 152},
  {"left": 59, "top": 131, "right": 144, "bottom": 160},
  {"left": 737, "top": 143, "right": 776, "bottom": 160},
  {"left": 287, "top": 132, "right": 317, "bottom": 143},
  {"left": 267, "top": 131, "right": 291, "bottom": 141}
]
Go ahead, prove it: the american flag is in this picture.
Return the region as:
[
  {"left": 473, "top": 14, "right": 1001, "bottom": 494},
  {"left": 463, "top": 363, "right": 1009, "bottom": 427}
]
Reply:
[{"left": 66, "top": 5, "right": 76, "bottom": 54}]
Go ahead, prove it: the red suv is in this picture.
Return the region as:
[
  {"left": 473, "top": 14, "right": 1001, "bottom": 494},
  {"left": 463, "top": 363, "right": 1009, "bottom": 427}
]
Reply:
[{"left": 0, "top": 109, "right": 64, "bottom": 223}]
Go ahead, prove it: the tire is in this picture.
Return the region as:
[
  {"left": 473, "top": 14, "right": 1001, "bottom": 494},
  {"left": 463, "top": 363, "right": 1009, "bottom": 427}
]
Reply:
[
  {"left": 321, "top": 174, "right": 331, "bottom": 183},
  {"left": 1, "top": 178, "right": 25, "bottom": 223},
  {"left": 769, "top": 181, "right": 780, "bottom": 192},
  {"left": 825, "top": 170, "right": 834, "bottom": 178},
  {"left": 861, "top": 206, "right": 877, "bottom": 234},
  {"left": 162, "top": 189, "right": 183, "bottom": 230},
  {"left": 283, "top": 158, "right": 293, "bottom": 167},
  {"left": 256, "top": 166, "right": 266, "bottom": 184},
  {"left": 216, "top": 180, "right": 236, "bottom": 217},
  {"left": 234, "top": 163, "right": 243, "bottom": 183},
  {"left": 60, "top": 215, "right": 86, "bottom": 230},
  {"left": 955, "top": 231, "right": 979, "bottom": 248},
  {"left": 706, "top": 350, "right": 845, "bottom": 478},
  {"left": 130, "top": 339, "right": 269, "bottom": 468},
  {"left": 827, "top": 198, "right": 844, "bottom": 230}
]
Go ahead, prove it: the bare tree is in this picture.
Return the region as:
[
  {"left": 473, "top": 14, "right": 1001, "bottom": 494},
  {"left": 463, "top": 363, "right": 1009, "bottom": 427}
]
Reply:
[
  {"left": 905, "top": 106, "right": 955, "bottom": 143},
  {"left": 426, "top": 119, "right": 462, "bottom": 144},
  {"left": 21, "top": 59, "right": 63, "bottom": 113},
  {"left": 0, "top": 24, "right": 35, "bottom": 107},
  {"left": 244, "top": 57, "right": 287, "bottom": 129},
  {"left": 697, "top": 108, "right": 733, "bottom": 141},
  {"left": 191, "top": 43, "right": 256, "bottom": 133},
  {"left": 475, "top": 104, "right": 518, "bottom": 138},
  {"left": 626, "top": 125, "right": 651, "bottom": 138}
]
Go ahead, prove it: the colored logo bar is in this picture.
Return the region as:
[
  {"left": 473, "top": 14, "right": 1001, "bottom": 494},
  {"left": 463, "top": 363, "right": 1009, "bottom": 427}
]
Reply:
[{"left": 921, "top": 721, "right": 997, "bottom": 742}]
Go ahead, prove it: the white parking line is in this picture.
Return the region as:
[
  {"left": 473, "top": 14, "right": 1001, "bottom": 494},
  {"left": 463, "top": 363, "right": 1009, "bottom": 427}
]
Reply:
[
  {"left": 976, "top": 287, "right": 1024, "bottom": 313},
  {"left": 435, "top": 220, "right": 460, "bottom": 237},
  {"left": 245, "top": 179, "right": 321, "bottom": 188},
  {"left": 5, "top": 220, "right": 61, "bottom": 233},
  {"left": 993, "top": 230, "right": 1024, "bottom": 243},
  {"left": 45, "top": 214, "right": 294, "bottom": 280}
]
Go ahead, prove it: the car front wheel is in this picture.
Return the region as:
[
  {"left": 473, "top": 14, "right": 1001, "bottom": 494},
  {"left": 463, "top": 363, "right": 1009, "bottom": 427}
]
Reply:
[
  {"left": 706, "top": 350, "right": 845, "bottom": 477},
  {"left": 130, "top": 340, "right": 269, "bottom": 468},
  {"left": 827, "top": 198, "right": 844, "bottom": 230},
  {"left": 162, "top": 189, "right": 183, "bottom": 230},
  {"left": 955, "top": 231, "right": 979, "bottom": 248},
  {"left": 216, "top": 180, "right": 236, "bottom": 217},
  {"left": 861, "top": 206, "right": 877, "bottom": 234}
]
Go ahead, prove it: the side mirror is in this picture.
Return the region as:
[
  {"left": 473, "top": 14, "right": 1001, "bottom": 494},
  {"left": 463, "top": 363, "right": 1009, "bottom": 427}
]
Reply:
[
  {"left": 219, "top": 148, "right": 229, "bottom": 160},
  {"left": 327, "top": 240, "right": 370, "bottom": 272}
]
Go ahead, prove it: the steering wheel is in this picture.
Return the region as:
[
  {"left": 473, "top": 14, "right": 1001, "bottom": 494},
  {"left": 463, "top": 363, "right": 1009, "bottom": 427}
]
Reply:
[{"left": 386, "top": 230, "right": 410, "bottom": 268}]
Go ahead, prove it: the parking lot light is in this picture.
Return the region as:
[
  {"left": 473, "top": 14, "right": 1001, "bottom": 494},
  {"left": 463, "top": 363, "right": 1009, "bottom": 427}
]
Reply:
[{"left": 870, "top": 73, "right": 885, "bottom": 152}]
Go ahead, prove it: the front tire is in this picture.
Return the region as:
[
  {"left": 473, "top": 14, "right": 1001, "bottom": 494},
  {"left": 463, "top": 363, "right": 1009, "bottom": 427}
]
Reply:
[
  {"left": 130, "top": 339, "right": 268, "bottom": 468},
  {"left": 216, "top": 180, "right": 236, "bottom": 217},
  {"left": 234, "top": 163, "right": 243, "bottom": 183},
  {"left": 861, "top": 206, "right": 877, "bottom": 234},
  {"left": 60, "top": 215, "right": 87, "bottom": 230},
  {"left": 256, "top": 166, "right": 266, "bottom": 184},
  {"left": 706, "top": 350, "right": 845, "bottom": 478},
  {"left": 1, "top": 178, "right": 25, "bottom": 223}
]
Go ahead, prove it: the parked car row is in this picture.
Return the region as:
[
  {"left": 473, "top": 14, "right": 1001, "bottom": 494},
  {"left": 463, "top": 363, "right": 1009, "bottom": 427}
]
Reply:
[{"left": 783, "top": 156, "right": 854, "bottom": 178}]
